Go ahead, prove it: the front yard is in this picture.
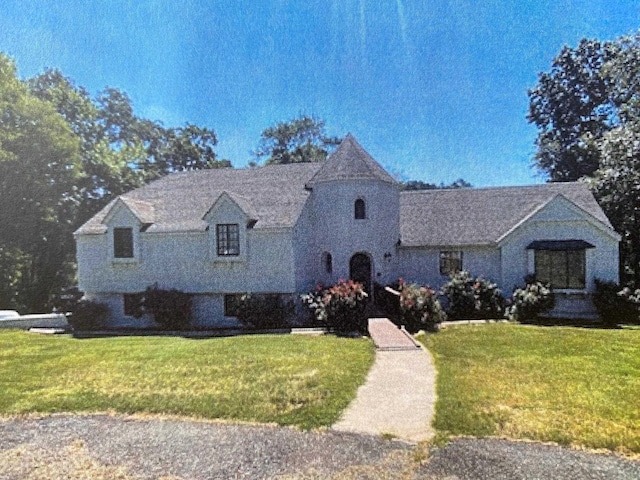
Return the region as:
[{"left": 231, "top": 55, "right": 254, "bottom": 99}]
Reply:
[
  {"left": 0, "top": 331, "right": 374, "bottom": 430},
  {"left": 421, "top": 324, "right": 640, "bottom": 455}
]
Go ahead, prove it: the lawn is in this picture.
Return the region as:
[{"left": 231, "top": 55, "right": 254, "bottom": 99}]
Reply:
[
  {"left": 0, "top": 331, "right": 374, "bottom": 430},
  {"left": 420, "top": 324, "right": 640, "bottom": 455}
]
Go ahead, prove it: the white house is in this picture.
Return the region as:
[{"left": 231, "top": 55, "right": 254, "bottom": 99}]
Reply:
[{"left": 75, "top": 135, "right": 620, "bottom": 326}]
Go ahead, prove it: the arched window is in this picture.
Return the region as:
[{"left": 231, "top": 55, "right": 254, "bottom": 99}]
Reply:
[
  {"left": 323, "top": 252, "right": 333, "bottom": 274},
  {"left": 354, "top": 198, "right": 366, "bottom": 219}
]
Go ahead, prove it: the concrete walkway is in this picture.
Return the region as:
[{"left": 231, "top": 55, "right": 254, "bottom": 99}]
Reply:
[{"left": 332, "top": 318, "right": 436, "bottom": 443}]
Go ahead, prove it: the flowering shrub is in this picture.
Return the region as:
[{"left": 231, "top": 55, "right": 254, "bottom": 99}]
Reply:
[
  {"left": 506, "top": 281, "right": 555, "bottom": 322},
  {"left": 398, "top": 280, "right": 446, "bottom": 332},
  {"left": 301, "top": 280, "right": 368, "bottom": 333},
  {"left": 441, "top": 271, "right": 505, "bottom": 320},
  {"left": 594, "top": 280, "right": 640, "bottom": 326}
]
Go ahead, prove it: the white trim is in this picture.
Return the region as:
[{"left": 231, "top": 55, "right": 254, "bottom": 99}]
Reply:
[{"left": 497, "top": 194, "right": 621, "bottom": 245}]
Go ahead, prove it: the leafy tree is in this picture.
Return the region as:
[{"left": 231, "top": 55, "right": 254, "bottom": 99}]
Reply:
[
  {"left": 401, "top": 178, "right": 472, "bottom": 190},
  {"left": 255, "top": 115, "right": 341, "bottom": 164},
  {"left": 0, "top": 61, "right": 229, "bottom": 312},
  {"left": 527, "top": 38, "right": 618, "bottom": 181},
  {"left": 0, "top": 54, "right": 80, "bottom": 311},
  {"left": 528, "top": 32, "right": 640, "bottom": 284},
  {"left": 587, "top": 122, "right": 640, "bottom": 283}
]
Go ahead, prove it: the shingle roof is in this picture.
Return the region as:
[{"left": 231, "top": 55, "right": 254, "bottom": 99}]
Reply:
[
  {"left": 75, "top": 162, "right": 321, "bottom": 235},
  {"left": 400, "top": 182, "right": 615, "bottom": 247},
  {"left": 307, "top": 134, "right": 397, "bottom": 185}
]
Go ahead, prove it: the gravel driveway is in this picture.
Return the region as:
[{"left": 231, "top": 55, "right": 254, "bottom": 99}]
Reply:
[{"left": 0, "top": 415, "right": 638, "bottom": 479}]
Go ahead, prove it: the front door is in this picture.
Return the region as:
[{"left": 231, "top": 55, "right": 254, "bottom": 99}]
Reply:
[{"left": 349, "top": 253, "right": 372, "bottom": 296}]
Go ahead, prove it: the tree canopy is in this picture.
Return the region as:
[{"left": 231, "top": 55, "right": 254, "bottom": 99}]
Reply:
[
  {"left": 401, "top": 178, "right": 472, "bottom": 191},
  {"left": 529, "top": 31, "right": 640, "bottom": 283},
  {"left": 0, "top": 55, "right": 228, "bottom": 312},
  {"left": 254, "top": 115, "right": 341, "bottom": 165}
]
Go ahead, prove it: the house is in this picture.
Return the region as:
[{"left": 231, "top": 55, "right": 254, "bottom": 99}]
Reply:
[{"left": 75, "top": 135, "right": 620, "bottom": 326}]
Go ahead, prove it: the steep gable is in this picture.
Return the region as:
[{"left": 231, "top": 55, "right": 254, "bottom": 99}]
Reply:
[{"left": 306, "top": 134, "right": 397, "bottom": 185}]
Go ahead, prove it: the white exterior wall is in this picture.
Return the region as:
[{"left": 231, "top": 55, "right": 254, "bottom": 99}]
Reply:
[
  {"left": 76, "top": 199, "right": 297, "bottom": 326},
  {"left": 500, "top": 198, "right": 620, "bottom": 318},
  {"left": 398, "top": 246, "right": 501, "bottom": 289},
  {"left": 305, "top": 180, "right": 401, "bottom": 291}
]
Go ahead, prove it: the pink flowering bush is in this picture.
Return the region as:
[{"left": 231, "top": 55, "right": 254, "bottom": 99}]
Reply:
[
  {"left": 398, "top": 279, "right": 446, "bottom": 332},
  {"left": 301, "top": 280, "right": 368, "bottom": 333}
]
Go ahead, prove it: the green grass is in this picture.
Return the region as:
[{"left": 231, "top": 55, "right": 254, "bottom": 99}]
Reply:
[
  {"left": 0, "top": 331, "right": 374, "bottom": 430},
  {"left": 420, "top": 324, "right": 640, "bottom": 454}
]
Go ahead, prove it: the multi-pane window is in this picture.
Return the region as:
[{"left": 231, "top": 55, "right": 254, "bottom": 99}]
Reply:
[
  {"left": 535, "top": 249, "right": 586, "bottom": 289},
  {"left": 439, "top": 251, "right": 463, "bottom": 275},
  {"left": 216, "top": 224, "right": 240, "bottom": 256},
  {"left": 113, "top": 227, "right": 134, "bottom": 258},
  {"left": 354, "top": 199, "right": 366, "bottom": 219}
]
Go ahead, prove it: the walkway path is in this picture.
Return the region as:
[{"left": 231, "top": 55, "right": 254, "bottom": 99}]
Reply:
[{"left": 332, "top": 318, "right": 436, "bottom": 443}]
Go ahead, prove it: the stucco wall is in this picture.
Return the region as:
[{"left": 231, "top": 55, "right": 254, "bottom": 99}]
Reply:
[
  {"left": 397, "top": 246, "right": 501, "bottom": 289},
  {"left": 305, "top": 179, "right": 401, "bottom": 290},
  {"left": 500, "top": 198, "right": 620, "bottom": 293}
]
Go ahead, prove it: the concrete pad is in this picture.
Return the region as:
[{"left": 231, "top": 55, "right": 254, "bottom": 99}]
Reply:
[{"left": 332, "top": 347, "right": 437, "bottom": 443}]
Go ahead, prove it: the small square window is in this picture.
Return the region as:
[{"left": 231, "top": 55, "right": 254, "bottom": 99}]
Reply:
[
  {"left": 224, "top": 294, "right": 242, "bottom": 316},
  {"left": 123, "top": 293, "right": 143, "bottom": 316},
  {"left": 216, "top": 224, "right": 240, "bottom": 256},
  {"left": 440, "top": 251, "right": 463, "bottom": 275},
  {"left": 114, "top": 227, "right": 134, "bottom": 258}
]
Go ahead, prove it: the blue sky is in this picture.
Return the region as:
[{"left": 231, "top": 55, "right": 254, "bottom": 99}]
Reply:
[{"left": 1, "top": 1, "right": 639, "bottom": 186}]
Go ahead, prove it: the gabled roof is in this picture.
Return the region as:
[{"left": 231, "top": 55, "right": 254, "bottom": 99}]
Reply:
[
  {"left": 75, "top": 162, "right": 321, "bottom": 235},
  {"left": 306, "top": 134, "right": 397, "bottom": 185},
  {"left": 400, "top": 182, "right": 615, "bottom": 247},
  {"left": 202, "top": 191, "right": 258, "bottom": 224}
]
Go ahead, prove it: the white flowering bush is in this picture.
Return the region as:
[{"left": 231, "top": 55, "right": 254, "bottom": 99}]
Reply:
[{"left": 506, "top": 281, "right": 555, "bottom": 321}]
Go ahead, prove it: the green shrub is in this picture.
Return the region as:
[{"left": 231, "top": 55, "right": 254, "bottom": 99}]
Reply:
[
  {"left": 301, "top": 280, "right": 368, "bottom": 333},
  {"left": 593, "top": 279, "right": 639, "bottom": 326},
  {"left": 441, "top": 271, "right": 505, "bottom": 320},
  {"left": 68, "top": 299, "right": 109, "bottom": 330},
  {"left": 507, "top": 281, "right": 555, "bottom": 322},
  {"left": 134, "top": 285, "right": 192, "bottom": 330},
  {"left": 234, "top": 293, "right": 295, "bottom": 329},
  {"left": 398, "top": 280, "right": 446, "bottom": 332}
]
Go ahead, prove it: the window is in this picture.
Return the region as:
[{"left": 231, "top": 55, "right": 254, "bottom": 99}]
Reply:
[
  {"left": 323, "top": 252, "right": 333, "bottom": 274},
  {"left": 440, "top": 251, "right": 463, "bottom": 275},
  {"left": 354, "top": 198, "right": 366, "bottom": 219},
  {"left": 216, "top": 224, "right": 240, "bottom": 256},
  {"left": 123, "top": 293, "right": 143, "bottom": 316},
  {"left": 535, "top": 249, "right": 586, "bottom": 289},
  {"left": 114, "top": 227, "right": 134, "bottom": 258},
  {"left": 224, "top": 294, "right": 241, "bottom": 316}
]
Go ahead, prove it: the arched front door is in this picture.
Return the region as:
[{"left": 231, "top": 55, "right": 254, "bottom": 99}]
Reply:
[{"left": 350, "top": 253, "right": 372, "bottom": 296}]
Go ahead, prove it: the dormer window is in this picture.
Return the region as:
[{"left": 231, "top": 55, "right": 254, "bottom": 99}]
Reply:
[
  {"left": 113, "top": 228, "right": 134, "bottom": 258},
  {"left": 217, "top": 224, "right": 240, "bottom": 256},
  {"left": 355, "top": 198, "right": 366, "bottom": 219}
]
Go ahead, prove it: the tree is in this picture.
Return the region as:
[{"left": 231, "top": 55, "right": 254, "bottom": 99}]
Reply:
[
  {"left": 255, "top": 115, "right": 341, "bottom": 164},
  {"left": 0, "top": 63, "right": 230, "bottom": 312},
  {"left": 527, "top": 38, "right": 618, "bottom": 181},
  {"left": 528, "top": 32, "right": 640, "bottom": 284},
  {"left": 587, "top": 122, "right": 640, "bottom": 283},
  {"left": 0, "top": 54, "right": 80, "bottom": 311},
  {"left": 401, "top": 178, "right": 472, "bottom": 190}
]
